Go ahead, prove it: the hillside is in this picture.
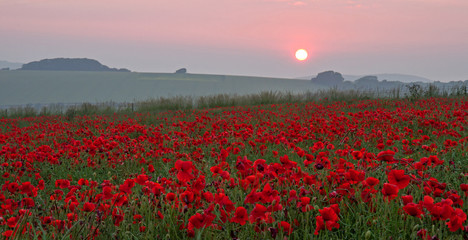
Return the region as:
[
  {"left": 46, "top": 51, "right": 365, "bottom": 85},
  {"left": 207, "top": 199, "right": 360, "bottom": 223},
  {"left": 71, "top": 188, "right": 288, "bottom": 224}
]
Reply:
[
  {"left": 0, "top": 71, "right": 324, "bottom": 106},
  {"left": 20, "top": 58, "right": 130, "bottom": 72}
]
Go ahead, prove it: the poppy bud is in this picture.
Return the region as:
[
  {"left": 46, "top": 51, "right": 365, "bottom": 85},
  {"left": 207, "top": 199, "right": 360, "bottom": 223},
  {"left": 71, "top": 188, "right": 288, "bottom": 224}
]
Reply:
[
  {"left": 315, "top": 163, "right": 324, "bottom": 170},
  {"left": 268, "top": 227, "right": 278, "bottom": 238}
]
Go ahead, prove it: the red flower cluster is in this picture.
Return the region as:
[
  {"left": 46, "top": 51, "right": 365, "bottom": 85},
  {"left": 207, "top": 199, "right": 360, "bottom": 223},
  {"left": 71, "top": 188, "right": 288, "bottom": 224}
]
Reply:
[{"left": 0, "top": 98, "right": 466, "bottom": 239}]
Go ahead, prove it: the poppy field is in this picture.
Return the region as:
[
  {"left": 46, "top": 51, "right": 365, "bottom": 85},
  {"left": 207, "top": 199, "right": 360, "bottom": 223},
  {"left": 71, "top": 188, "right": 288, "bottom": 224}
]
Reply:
[{"left": 0, "top": 97, "right": 467, "bottom": 239}]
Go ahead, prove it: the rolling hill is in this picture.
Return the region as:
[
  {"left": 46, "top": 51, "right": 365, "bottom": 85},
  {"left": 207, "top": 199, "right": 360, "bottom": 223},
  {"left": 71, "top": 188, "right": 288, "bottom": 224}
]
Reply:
[{"left": 0, "top": 70, "right": 325, "bottom": 106}]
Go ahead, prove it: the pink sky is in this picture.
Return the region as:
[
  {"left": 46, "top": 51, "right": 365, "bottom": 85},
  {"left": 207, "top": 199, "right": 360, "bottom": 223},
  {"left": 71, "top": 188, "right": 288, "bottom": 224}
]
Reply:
[{"left": 1, "top": 0, "right": 468, "bottom": 81}]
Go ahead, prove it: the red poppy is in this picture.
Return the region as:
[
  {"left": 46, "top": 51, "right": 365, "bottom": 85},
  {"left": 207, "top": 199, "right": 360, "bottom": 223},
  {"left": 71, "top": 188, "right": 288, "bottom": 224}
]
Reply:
[
  {"left": 365, "top": 177, "right": 380, "bottom": 188},
  {"left": 175, "top": 160, "right": 195, "bottom": 182},
  {"left": 401, "top": 195, "right": 414, "bottom": 205},
  {"left": 314, "top": 206, "right": 340, "bottom": 235},
  {"left": 278, "top": 221, "right": 293, "bottom": 235},
  {"left": 135, "top": 174, "right": 149, "bottom": 185},
  {"left": 403, "top": 203, "right": 424, "bottom": 218},
  {"left": 387, "top": 169, "right": 410, "bottom": 189},
  {"left": 119, "top": 179, "right": 135, "bottom": 194},
  {"left": 377, "top": 150, "right": 395, "bottom": 162},
  {"left": 55, "top": 179, "right": 70, "bottom": 189},
  {"left": 461, "top": 184, "right": 468, "bottom": 196},
  {"left": 231, "top": 206, "right": 248, "bottom": 225},
  {"left": 2, "top": 230, "right": 13, "bottom": 238},
  {"left": 446, "top": 208, "right": 467, "bottom": 232},
  {"left": 6, "top": 216, "right": 18, "bottom": 228},
  {"left": 259, "top": 183, "right": 278, "bottom": 204},
  {"left": 382, "top": 183, "right": 399, "bottom": 201},
  {"left": 180, "top": 190, "right": 195, "bottom": 205},
  {"left": 133, "top": 214, "right": 143, "bottom": 223},
  {"left": 7, "top": 182, "right": 19, "bottom": 194},
  {"left": 166, "top": 192, "right": 176, "bottom": 202},
  {"left": 297, "top": 197, "right": 312, "bottom": 212},
  {"left": 249, "top": 204, "right": 268, "bottom": 223},
  {"left": 188, "top": 212, "right": 215, "bottom": 230},
  {"left": 19, "top": 182, "right": 36, "bottom": 197},
  {"left": 83, "top": 202, "right": 96, "bottom": 212},
  {"left": 21, "top": 197, "right": 35, "bottom": 208},
  {"left": 112, "top": 208, "right": 124, "bottom": 226}
]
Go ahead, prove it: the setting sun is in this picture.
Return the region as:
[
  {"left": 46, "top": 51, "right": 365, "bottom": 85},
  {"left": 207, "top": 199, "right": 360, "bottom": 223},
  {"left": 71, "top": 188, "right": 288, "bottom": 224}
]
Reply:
[{"left": 295, "top": 49, "right": 308, "bottom": 61}]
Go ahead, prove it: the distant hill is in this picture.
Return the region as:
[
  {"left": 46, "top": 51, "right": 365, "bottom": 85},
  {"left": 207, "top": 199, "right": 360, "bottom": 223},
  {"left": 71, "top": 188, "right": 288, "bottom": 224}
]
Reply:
[
  {"left": 310, "top": 71, "right": 344, "bottom": 85},
  {"left": 0, "top": 60, "right": 23, "bottom": 70},
  {"left": 298, "top": 73, "right": 433, "bottom": 83},
  {"left": 20, "top": 58, "right": 130, "bottom": 72},
  {"left": 344, "top": 74, "right": 433, "bottom": 83},
  {"left": 0, "top": 71, "right": 325, "bottom": 106}
]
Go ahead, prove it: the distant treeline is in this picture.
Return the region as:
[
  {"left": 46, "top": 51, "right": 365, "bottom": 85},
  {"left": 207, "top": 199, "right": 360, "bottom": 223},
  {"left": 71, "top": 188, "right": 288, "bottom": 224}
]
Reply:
[
  {"left": 310, "top": 70, "right": 468, "bottom": 90},
  {"left": 20, "top": 58, "right": 130, "bottom": 72}
]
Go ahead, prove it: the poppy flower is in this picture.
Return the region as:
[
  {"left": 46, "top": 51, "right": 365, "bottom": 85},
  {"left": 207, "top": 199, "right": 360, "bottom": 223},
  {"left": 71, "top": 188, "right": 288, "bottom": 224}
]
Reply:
[
  {"left": 259, "top": 183, "right": 278, "bottom": 204},
  {"left": 429, "top": 202, "right": 453, "bottom": 221},
  {"left": 188, "top": 212, "right": 215, "bottom": 230},
  {"left": 133, "top": 214, "right": 143, "bottom": 223},
  {"left": 135, "top": 174, "right": 149, "bottom": 185},
  {"left": 403, "top": 203, "right": 424, "bottom": 218},
  {"left": 119, "top": 179, "right": 135, "bottom": 194},
  {"left": 382, "top": 183, "right": 399, "bottom": 201},
  {"left": 377, "top": 150, "right": 395, "bottom": 162},
  {"left": 278, "top": 221, "right": 293, "bottom": 235},
  {"left": 21, "top": 197, "right": 35, "bottom": 208},
  {"left": 2, "top": 230, "right": 13, "bottom": 238},
  {"left": 446, "top": 208, "right": 467, "bottom": 232},
  {"left": 401, "top": 195, "right": 414, "bottom": 205},
  {"left": 6, "top": 217, "right": 18, "bottom": 228},
  {"left": 365, "top": 177, "right": 380, "bottom": 188},
  {"left": 83, "top": 202, "right": 96, "bottom": 212},
  {"left": 7, "top": 182, "right": 19, "bottom": 194},
  {"left": 249, "top": 204, "right": 268, "bottom": 223},
  {"left": 231, "top": 206, "right": 248, "bottom": 225},
  {"left": 175, "top": 160, "right": 195, "bottom": 182},
  {"left": 19, "top": 182, "right": 36, "bottom": 197},
  {"left": 55, "top": 179, "right": 70, "bottom": 189},
  {"left": 314, "top": 205, "right": 340, "bottom": 235},
  {"left": 180, "top": 190, "right": 195, "bottom": 205},
  {"left": 297, "top": 197, "right": 312, "bottom": 212},
  {"left": 460, "top": 184, "right": 468, "bottom": 196},
  {"left": 112, "top": 208, "right": 124, "bottom": 226},
  {"left": 166, "top": 192, "right": 176, "bottom": 202},
  {"left": 387, "top": 170, "right": 410, "bottom": 189}
]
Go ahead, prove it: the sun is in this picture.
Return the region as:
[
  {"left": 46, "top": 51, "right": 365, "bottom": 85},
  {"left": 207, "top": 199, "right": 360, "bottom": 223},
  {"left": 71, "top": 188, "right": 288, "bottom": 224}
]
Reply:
[{"left": 295, "top": 49, "right": 308, "bottom": 61}]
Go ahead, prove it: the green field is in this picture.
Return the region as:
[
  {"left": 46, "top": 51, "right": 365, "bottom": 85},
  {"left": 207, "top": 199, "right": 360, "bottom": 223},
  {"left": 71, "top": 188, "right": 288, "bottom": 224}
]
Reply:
[{"left": 0, "top": 71, "right": 323, "bottom": 106}]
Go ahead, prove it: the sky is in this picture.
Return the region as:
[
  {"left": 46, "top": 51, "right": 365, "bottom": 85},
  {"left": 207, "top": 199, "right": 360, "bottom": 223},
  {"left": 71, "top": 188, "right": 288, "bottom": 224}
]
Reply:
[{"left": 1, "top": 0, "right": 468, "bottom": 81}]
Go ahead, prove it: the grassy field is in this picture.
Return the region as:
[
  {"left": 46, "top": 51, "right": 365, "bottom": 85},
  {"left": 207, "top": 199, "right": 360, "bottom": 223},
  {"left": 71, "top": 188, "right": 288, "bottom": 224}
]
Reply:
[{"left": 0, "top": 70, "right": 324, "bottom": 106}]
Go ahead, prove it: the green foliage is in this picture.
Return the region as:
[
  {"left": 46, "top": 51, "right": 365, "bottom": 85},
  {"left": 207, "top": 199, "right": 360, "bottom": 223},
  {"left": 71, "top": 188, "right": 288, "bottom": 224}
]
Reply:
[{"left": 2, "top": 84, "right": 467, "bottom": 119}]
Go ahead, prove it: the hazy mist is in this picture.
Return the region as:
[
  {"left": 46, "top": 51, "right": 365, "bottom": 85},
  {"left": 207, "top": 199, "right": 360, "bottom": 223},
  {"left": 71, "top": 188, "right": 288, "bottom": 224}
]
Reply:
[{"left": 1, "top": 0, "right": 468, "bottom": 81}]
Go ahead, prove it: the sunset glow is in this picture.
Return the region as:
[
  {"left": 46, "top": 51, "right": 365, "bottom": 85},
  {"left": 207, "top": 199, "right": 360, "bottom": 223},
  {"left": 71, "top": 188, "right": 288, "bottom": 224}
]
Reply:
[{"left": 0, "top": 0, "right": 468, "bottom": 80}]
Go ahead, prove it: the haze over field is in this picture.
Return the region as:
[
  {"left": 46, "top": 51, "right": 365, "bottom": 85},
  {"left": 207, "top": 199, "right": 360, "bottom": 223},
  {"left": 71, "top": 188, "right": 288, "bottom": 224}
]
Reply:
[
  {"left": 0, "top": 70, "right": 326, "bottom": 106},
  {"left": 1, "top": 0, "right": 468, "bottom": 81}
]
